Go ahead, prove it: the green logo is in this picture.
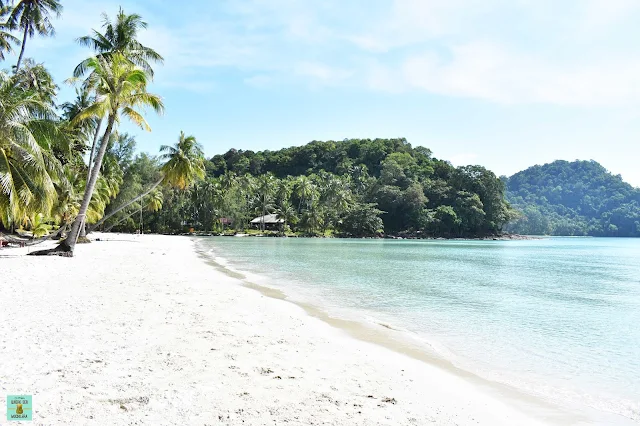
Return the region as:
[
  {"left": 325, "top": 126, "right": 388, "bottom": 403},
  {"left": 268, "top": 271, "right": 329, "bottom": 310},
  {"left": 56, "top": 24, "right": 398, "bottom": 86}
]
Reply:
[{"left": 6, "top": 395, "right": 32, "bottom": 421}]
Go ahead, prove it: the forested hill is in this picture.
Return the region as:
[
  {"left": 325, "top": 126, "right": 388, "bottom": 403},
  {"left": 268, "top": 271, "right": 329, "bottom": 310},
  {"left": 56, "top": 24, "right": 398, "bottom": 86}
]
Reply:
[
  {"left": 184, "top": 138, "right": 513, "bottom": 237},
  {"left": 504, "top": 160, "right": 640, "bottom": 236}
]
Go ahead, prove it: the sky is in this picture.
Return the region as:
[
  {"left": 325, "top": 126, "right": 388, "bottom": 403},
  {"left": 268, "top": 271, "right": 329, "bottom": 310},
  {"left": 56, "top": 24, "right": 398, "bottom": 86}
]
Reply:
[{"left": 8, "top": 0, "right": 640, "bottom": 186}]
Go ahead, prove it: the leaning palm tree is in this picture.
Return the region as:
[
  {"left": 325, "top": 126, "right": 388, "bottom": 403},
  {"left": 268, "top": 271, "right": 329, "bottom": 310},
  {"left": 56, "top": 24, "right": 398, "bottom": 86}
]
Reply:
[
  {"left": 88, "top": 131, "right": 205, "bottom": 232},
  {"left": 30, "top": 53, "right": 163, "bottom": 256},
  {"left": 73, "top": 9, "right": 162, "bottom": 236},
  {"left": 5, "top": 0, "right": 62, "bottom": 72},
  {"left": 0, "top": 70, "right": 61, "bottom": 229}
]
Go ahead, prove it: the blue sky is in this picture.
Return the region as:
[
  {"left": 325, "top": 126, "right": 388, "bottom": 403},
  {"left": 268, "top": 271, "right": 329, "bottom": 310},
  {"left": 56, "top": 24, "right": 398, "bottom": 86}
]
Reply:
[{"left": 8, "top": 0, "right": 640, "bottom": 185}]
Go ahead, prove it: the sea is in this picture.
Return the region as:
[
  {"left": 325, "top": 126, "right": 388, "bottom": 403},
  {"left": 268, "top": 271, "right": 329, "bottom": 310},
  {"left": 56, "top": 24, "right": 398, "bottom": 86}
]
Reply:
[{"left": 197, "top": 236, "right": 640, "bottom": 424}]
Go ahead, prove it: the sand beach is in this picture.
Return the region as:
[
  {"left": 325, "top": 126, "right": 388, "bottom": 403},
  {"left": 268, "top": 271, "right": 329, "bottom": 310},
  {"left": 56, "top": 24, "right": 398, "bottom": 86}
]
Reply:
[{"left": 0, "top": 234, "right": 558, "bottom": 425}]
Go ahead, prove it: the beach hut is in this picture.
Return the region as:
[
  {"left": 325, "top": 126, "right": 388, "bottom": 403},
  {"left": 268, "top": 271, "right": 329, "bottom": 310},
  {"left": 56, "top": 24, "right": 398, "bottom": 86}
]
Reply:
[{"left": 250, "top": 214, "right": 284, "bottom": 231}]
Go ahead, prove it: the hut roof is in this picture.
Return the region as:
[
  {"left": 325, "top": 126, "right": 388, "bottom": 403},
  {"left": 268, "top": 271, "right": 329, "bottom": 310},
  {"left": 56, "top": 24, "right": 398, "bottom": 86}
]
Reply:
[{"left": 250, "top": 214, "right": 284, "bottom": 224}]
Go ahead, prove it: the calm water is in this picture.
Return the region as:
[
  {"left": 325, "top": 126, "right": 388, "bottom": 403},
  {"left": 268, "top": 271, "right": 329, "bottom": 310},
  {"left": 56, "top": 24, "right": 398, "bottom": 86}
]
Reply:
[{"left": 198, "top": 237, "right": 640, "bottom": 423}]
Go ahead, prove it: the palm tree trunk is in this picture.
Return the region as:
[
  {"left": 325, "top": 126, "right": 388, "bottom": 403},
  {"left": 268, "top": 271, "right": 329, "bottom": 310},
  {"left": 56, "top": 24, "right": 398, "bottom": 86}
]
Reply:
[
  {"left": 30, "top": 114, "right": 116, "bottom": 256},
  {"left": 63, "top": 114, "right": 116, "bottom": 251},
  {"left": 14, "top": 27, "right": 28, "bottom": 73},
  {"left": 87, "top": 118, "right": 102, "bottom": 179},
  {"left": 87, "top": 176, "right": 163, "bottom": 233},
  {"left": 79, "top": 119, "right": 103, "bottom": 239}
]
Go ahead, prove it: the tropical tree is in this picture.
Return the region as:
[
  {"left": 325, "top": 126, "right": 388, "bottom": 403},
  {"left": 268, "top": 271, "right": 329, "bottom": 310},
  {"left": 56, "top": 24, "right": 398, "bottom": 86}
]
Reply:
[
  {"left": 31, "top": 53, "right": 163, "bottom": 255},
  {"left": 59, "top": 88, "right": 95, "bottom": 160},
  {"left": 0, "top": 19, "right": 18, "bottom": 61},
  {"left": 15, "top": 58, "right": 58, "bottom": 104},
  {"left": 75, "top": 8, "right": 163, "bottom": 78},
  {"left": 294, "top": 175, "right": 313, "bottom": 213},
  {"left": 0, "top": 70, "right": 61, "bottom": 229},
  {"left": 88, "top": 131, "right": 205, "bottom": 232},
  {"left": 275, "top": 202, "right": 297, "bottom": 231},
  {"left": 5, "top": 0, "right": 63, "bottom": 72},
  {"left": 254, "top": 174, "right": 275, "bottom": 231},
  {"left": 336, "top": 203, "right": 383, "bottom": 237},
  {"left": 27, "top": 212, "right": 51, "bottom": 237}
]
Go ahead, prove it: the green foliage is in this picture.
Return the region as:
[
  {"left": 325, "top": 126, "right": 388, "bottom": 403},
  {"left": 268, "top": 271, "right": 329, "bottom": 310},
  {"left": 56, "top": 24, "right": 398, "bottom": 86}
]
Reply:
[
  {"left": 141, "top": 139, "right": 513, "bottom": 237},
  {"left": 336, "top": 203, "right": 383, "bottom": 237},
  {"left": 0, "top": 69, "right": 61, "bottom": 227},
  {"left": 505, "top": 160, "right": 640, "bottom": 236},
  {"left": 159, "top": 132, "right": 205, "bottom": 190}
]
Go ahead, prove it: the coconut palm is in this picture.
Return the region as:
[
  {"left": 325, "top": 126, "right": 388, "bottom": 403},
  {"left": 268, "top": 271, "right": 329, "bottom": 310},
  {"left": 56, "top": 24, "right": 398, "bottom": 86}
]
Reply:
[
  {"left": 0, "top": 70, "right": 61, "bottom": 229},
  {"left": 30, "top": 53, "right": 163, "bottom": 255},
  {"left": 88, "top": 131, "right": 205, "bottom": 232},
  {"left": 275, "top": 202, "right": 297, "bottom": 231},
  {"left": 60, "top": 88, "right": 96, "bottom": 155},
  {"left": 254, "top": 174, "right": 275, "bottom": 231},
  {"left": 146, "top": 189, "right": 163, "bottom": 212},
  {"left": 27, "top": 212, "right": 50, "bottom": 237},
  {"left": 294, "top": 175, "right": 314, "bottom": 213},
  {"left": 74, "top": 8, "right": 163, "bottom": 78},
  {"left": 159, "top": 132, "right": 205, "bottom": 189},
  {"left": 0, "top": 19, "right": 19, "bottom": 61},
  {"left": 74, "top": 8, "right": 164, "bottom": 191},
  {"left": 5, "top": 0, "right": 62, "bottom": 72}
]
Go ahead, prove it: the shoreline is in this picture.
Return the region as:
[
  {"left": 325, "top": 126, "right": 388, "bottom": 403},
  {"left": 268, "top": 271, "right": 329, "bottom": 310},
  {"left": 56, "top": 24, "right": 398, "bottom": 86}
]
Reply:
[
  {"left": 0, "top": 233, "right": 583, "bottom": 424},
  {"left": 173, "top": 231, "right": 543, "bottom": 241},
  {"left": 196, "top": 241, "right": 578, "bottom": 422},
  {"left": 196, "top": 236, "right": 640, "bottom": 426}
]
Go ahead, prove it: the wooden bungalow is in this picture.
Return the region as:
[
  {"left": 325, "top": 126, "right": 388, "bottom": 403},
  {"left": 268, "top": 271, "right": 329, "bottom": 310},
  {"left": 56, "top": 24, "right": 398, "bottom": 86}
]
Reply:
[{"left": 250, "top": 214, "right": 284, "bottom": 231}]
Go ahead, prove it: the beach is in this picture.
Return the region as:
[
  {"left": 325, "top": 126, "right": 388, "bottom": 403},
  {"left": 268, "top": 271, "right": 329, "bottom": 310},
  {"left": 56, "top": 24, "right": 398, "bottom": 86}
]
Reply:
[{"left": 1, "top": 234, "right": 555, "bottom": 425}]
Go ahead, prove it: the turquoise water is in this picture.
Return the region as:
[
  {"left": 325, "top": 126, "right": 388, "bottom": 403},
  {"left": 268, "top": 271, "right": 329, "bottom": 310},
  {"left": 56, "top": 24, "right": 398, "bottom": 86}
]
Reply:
[{"left": 198, "top": 237, "right": 640, "bottom": 423}]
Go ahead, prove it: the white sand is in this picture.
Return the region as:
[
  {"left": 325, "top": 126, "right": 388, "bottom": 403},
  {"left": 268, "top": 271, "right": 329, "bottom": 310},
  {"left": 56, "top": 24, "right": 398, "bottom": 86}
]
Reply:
[{"left": 0, "top": 234, "right": 560, "bottom": 425}]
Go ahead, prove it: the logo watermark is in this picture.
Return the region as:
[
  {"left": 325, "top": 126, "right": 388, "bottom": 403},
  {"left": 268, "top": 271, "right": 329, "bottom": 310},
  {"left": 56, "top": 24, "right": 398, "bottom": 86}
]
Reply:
[{"left": 6, "top": 395, "right": 32, "bottom": 421}]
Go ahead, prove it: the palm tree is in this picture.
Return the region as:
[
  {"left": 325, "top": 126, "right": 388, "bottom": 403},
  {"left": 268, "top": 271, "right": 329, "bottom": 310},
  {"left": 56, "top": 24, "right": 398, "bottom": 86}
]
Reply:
[
  {"left": 73, "top": 9, "right": 163, "bottom": 234},
  {"left": 0, "top": 16, "right": 19, "bottom": 61},
  {"left": 74, "top": 8, "right": 163, "bottom": 78},
  {"left": 31, "top": 53, "right": 163, "bottom": 255},
  {"left": 0, "top": 70, "right": 61, "bottom": 229},
  {"left": 88, "top": 132, "right": 205, "bottom": 232},
  {"left": 5, "top": 0, "right": 62, "bottom": 72},
  {"left": 254, "top": 174, "right": 275, "bottom": 231},
  {"left": 275, "top": 202, "right": 297, "bottom": 231},
  {"left": 14, "top": 58, "right": 58, "bottom": 105},
  {"left": 60, "top": 88, "right": 96, "bottom": 154},
  {"left": 145, "top": 189, "right": 163, "bottom": 212},
  {"left": 294, "top": 175, "right": 313, "bottom": 213},
  {"left": 159, "top": 132, "right": 205, "bottom": 190}
]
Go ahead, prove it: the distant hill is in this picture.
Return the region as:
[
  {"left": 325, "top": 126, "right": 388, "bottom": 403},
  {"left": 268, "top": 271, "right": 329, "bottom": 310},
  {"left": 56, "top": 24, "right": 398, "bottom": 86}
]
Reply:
[
  {"left": 204, "top": 138, "right": 513, "bottom": 237},
  {"left": 504, "top": 160, "right": 640, "bottom": 236}
]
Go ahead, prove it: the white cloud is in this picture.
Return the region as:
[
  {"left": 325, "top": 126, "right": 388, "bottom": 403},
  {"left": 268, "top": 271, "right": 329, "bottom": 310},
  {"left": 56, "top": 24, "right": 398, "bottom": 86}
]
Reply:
[
  {"left": 400, "top": 41, "right": 640, "bottom": 105},
  {"left": 22, "top": 0, "right": 640, "bottom": 106}
]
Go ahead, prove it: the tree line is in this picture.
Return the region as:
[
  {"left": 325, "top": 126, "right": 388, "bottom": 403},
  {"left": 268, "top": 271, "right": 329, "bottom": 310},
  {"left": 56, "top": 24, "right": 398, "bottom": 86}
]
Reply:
[
  {"left": 0, "top": 2, "right": 205, "bottom": 256},
  {"left": 108, "top": 139, "right": 517, "bottom": 238}
]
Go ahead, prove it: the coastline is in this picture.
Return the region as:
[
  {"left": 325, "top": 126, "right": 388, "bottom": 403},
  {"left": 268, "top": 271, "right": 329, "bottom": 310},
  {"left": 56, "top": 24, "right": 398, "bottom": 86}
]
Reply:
[
  {"left": 184, "top": 231, "right": 542, "bottom": 241},
  {"left": 2, "top": 233, "right": 563, "bottom": 424}
]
